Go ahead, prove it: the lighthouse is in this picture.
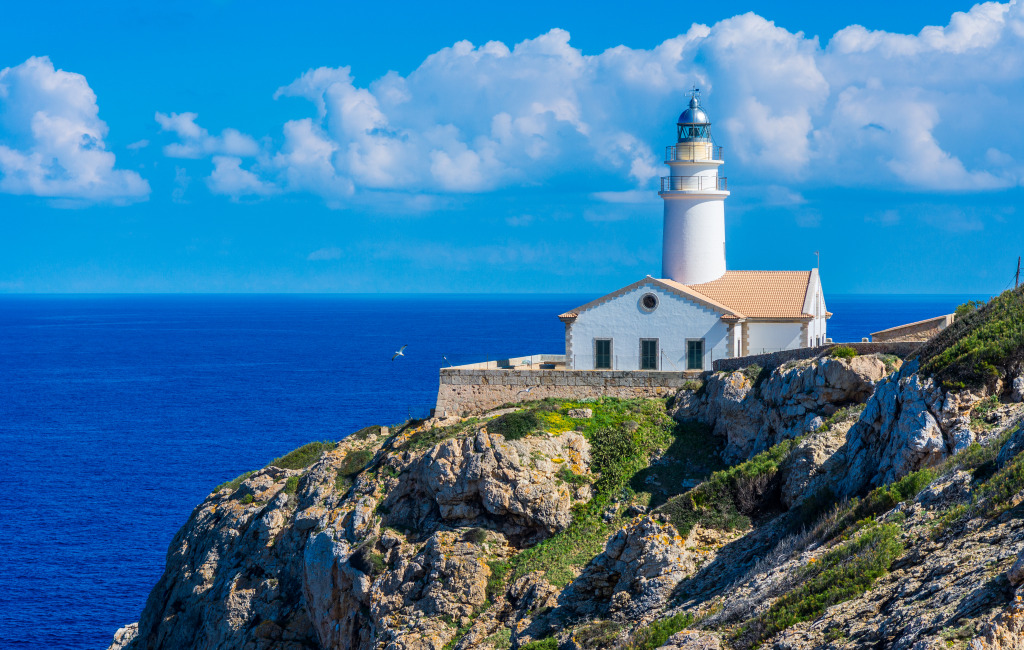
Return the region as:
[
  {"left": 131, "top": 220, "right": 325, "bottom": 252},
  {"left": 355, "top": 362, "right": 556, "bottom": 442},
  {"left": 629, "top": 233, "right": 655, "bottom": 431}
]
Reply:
[{"left": 660, "top": 90, "right": 729, "bottom": 285}]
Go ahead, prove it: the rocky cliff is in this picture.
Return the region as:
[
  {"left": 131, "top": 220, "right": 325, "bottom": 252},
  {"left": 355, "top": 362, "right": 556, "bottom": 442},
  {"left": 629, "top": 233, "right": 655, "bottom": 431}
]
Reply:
[{"left": 110, "top": 287, "right": 1024, "bottom": 650}]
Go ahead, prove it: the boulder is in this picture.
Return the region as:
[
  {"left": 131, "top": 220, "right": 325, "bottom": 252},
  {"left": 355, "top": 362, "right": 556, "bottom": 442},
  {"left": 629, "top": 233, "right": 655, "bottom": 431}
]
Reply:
[
  {"left": 1013, "top": 376, "right": 1024, "bottom": 403},
  {"left": 106, "top": 623, "right": 138, "bottom": 650},
  {"left": 560, "top": 517, "right": 695, "bottom": 620},
  {"left": 384, "top": 430, "right": 591, "bottom": 541},
  {"left": 569, "top": 408, "right": 594, "bottom": 419}
]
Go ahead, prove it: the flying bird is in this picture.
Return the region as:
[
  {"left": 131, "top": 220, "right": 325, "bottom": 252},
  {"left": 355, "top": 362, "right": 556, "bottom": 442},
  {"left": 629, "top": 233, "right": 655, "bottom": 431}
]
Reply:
[
  {"left": 392, "top": 345, "right": 407, "bottom": 361},
  {"left": 517, "top": 387, "right": 533, "bottom": 397}
]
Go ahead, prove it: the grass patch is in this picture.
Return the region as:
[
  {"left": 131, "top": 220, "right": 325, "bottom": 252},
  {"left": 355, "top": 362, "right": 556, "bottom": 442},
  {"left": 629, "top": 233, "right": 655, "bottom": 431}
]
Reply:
[
  {"left": 485, "top": 559, "right": 510, "bottom": 603},
  {"left": 658, "top": 437, "right": 802, "bottom": 536},
  {"left": 488, "top": 410, "right": 541, "bottom": 440},
  {"left": 828, "top": 345, "right": 857, "bottom": 359},
  {"left": 918, "top": 286, "right": 1024, "bottom": 388},
  {"left": 878, "top": 354, "right": 901, "bottom": 374},
  {"left": 507, "top": 398, "right": 685, "bottom": 587},
  {"left": 483, "top": 628, "right": 512, "bottom": 649},
  {"left": 519, "top": 639, "right": 557, "bottom": 650},
  {"left": 744, "top": 522, "right": 903, "bottom": 646},
  {"left": 214, "top": 470, "right": 255, "bottom": 494},
  {"left": 625, "top": 612, "right": 695, "bottom": 650},
  {"left": 268, "top": 441, "right": 335, "bottom": 470}
]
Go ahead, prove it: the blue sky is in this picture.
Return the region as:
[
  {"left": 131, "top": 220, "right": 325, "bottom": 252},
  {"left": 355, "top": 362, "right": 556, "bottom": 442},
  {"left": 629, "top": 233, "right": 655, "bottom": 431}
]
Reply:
[{"left": 1, "top": 0, "right": 1022, "bottom": 294}]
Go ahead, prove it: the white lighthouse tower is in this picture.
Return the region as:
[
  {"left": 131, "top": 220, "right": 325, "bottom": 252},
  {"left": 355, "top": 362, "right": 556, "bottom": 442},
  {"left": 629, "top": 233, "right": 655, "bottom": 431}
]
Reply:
[{"left": 660, "top": 90, "right": 729, "bottom": 285}]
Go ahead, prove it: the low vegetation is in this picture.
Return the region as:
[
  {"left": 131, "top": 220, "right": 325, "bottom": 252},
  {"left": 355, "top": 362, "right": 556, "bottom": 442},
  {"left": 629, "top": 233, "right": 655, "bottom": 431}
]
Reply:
[
  {"left": 658, "top": 436, "right": 803, "bottom": 536},
  {"left": 268, "top": 441, "right": 335, "bottom": 470},
  {"left": 919, "top": 286, "right": 1024, "bottom": 387},
  {"left": 741, "top": 522, "right": 904, "bottom": 647},
  {"left": 828, "top": 345, "right": 858, "bottom": 360},
  {"left": 625, "top": 612, "right": 695, "bottom": 650},
  {"left": 488, "top": 410, "right": 541, "bottom": 440},
  {"left": 214, "top": 470, "right": 255, "bottom": 494},
  {"left": 518, "top": 639, "right": 558, "bottom": 650},
  {"left": 400, "top": 417, "right": 480, "bottom": 452},
  {"left": 506, "top": 398, "right": 703, "bottom": 588},
  {"left": 336, "top": 449, "right": 375, "bottom": 490}
]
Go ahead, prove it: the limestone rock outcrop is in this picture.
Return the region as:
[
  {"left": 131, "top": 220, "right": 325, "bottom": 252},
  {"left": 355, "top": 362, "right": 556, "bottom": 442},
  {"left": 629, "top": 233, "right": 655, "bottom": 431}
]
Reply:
[
  {"left": 383, "top": 429, "right": 591, "bottom": 543},
  {"left": 672, "top": 355, "right": 891, "bottom": 463},
  {"left": 834, "top": 366, "right": 985, "bottom": 497},
  {"left": 560, "top": 516, "right": 695, "bottom": 620}
]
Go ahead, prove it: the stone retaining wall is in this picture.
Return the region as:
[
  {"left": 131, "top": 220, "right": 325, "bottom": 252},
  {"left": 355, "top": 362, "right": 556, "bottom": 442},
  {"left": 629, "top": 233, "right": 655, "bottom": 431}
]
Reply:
[
  {"left": 435, "top": 369, "right": 694, "bottom": 417},
  {"left": 871, "top": 314, "right": 955, "bottom": 343},
  {"left": 711, "top": 341, "right": 922, "bottom": 373}
]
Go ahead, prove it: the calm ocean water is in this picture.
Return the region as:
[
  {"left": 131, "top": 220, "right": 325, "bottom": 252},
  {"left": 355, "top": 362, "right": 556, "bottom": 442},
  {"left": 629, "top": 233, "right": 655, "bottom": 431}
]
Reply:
[{"left": 0, "top": 293, "right": 987, "bottom": 649}]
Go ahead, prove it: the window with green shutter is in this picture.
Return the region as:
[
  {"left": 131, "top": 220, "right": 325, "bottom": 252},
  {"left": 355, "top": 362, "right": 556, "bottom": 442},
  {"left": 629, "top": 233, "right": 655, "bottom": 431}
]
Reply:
[
  {"left": 595, "top": 339, "right": 611, "bottom": 369},
  {"left": 687, "top": 339, "right": 704, "bottom": 370},
  {"left": 640, "top": 339, "right": 658, "bottom": 370}
]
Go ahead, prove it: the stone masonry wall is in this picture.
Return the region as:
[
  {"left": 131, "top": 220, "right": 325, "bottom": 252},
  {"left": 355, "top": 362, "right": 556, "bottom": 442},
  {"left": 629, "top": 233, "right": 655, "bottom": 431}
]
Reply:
[
  {"left": 871, "top": 314, "right": 955, "bottom": 343},
  {"left": 711, "top": 341, "right": 922, "bottom": 373},
  {"left": 435, "top": 369, "right": 693, "bottom": 417}
]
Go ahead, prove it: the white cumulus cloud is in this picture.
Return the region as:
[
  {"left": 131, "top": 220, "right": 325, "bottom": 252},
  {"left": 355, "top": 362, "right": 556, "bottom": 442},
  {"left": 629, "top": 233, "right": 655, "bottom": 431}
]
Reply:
[
  {"left": 163, "top": 2, "right": 1024, "bottom": 205},
  {"left": 0, "top": 56, "right": 149, "bottom": 204}
]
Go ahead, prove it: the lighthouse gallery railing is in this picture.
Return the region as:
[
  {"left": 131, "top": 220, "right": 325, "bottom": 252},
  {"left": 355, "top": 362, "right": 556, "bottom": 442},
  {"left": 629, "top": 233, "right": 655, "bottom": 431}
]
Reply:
[{"left": 660, "top": 176, "right": 728, "bottom": 192}]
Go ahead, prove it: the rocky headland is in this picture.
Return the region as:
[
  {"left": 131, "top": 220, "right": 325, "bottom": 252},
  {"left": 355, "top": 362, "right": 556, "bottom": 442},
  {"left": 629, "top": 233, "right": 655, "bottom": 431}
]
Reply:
[{"left": 109, "top": 287, "right": 1024, "bottom": 650}]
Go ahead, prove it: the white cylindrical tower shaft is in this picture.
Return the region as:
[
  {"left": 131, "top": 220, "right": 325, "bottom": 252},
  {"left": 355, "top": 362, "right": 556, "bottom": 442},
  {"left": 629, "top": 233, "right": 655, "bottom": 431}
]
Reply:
[{"left": 660, "top": 92, "right": 729, "bottom": 285}]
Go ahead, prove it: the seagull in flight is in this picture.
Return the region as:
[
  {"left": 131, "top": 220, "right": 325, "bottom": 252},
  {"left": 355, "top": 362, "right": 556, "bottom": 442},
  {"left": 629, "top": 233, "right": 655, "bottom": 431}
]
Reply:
[
  {"left": 517, "top": 387, "right": 533, "bottom": 397},
  {"left": 392, "top": 345, "right": 407, "bottom": 361}
]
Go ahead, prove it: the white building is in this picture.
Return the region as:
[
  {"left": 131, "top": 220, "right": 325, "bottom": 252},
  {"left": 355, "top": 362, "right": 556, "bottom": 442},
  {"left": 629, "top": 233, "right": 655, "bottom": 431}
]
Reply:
[{"left": 559, "top": 91, "right": 829, "bottom": 371}]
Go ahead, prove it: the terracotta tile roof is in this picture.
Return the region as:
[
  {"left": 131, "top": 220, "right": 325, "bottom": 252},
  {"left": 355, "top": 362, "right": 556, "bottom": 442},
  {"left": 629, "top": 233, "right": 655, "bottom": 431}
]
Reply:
[{"left": 685, "top": 271, "right": 813, "bottom": 319}]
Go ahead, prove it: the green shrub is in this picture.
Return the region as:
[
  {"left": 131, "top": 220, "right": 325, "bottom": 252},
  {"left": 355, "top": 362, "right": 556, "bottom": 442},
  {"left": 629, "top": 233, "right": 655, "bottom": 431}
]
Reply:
[
  {"left": 955, "top": 299, "right": 986, "bottom": 319},
  {"left": 682, "top": 379, "right": 703, "bottom": 392},
  {"left": 810, "top": 468, "right": 935, "bottom": 544},
  {"left": 919, "top": 287, "right": 1023, "bottom": 387},
  {"left": 626, "top": 612, "right": 695, "bottom": 650},
  {"left": 489, "top": 410, "right": 541, "bottom": 440},
  {"left": 339, "top": 449, "right": 374, "bottom": 477},
  {"left": 462, "top": 527, "right": 489, "bottom": 544},
  {"left": 214, "top": 470, "right": 255, "bottom": 494},
  {"left": 268, "top": 441, "right": 335, "bottom": 470},
  {"left": 283, "top": 475, "right": 300, "bottom": 495},
  {"left": 818, "top": 404, "right": 865, "bottom": 432},
  {"left": 828, "top": 346, "right": 857, "bottom": 359},
  {"left": 750, "top": 523, "right": 903, "bottom": 645},
  {"left": 239, "top": 493, "right": 255, "bottom": 505},
  {"left": 519, "top": 639, "right": 557, "bottom": 650}
]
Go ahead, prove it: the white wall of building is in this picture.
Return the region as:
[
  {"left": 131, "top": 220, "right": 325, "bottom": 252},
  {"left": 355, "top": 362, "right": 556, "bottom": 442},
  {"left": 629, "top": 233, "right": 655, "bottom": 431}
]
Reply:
[
  {"left": 566, "top": 281, "right": 728, "bottom": 371},
  {"left": 804, "top": 271, "right": 829, "bottom": 346},
  {"left": 746, "top": 322, "right": 805, "bottom": 355}
]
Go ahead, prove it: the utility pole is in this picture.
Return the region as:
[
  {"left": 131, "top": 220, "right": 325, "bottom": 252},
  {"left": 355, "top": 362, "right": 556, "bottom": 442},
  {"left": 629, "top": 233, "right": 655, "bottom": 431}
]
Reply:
[{"left": 1016, "top": 256, "right": 1021, "bottom": 289}]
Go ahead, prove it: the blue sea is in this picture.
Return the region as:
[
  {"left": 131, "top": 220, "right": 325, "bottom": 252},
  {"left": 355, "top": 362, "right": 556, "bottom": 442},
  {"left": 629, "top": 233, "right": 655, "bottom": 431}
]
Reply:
[{"left": 0, "top": 293, "right": 987, "bottom": 649}]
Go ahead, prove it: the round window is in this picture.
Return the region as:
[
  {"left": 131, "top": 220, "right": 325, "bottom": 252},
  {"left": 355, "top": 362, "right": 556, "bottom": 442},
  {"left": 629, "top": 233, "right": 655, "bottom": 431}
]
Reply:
[{"left": 640, "top": 293, "right": 659, "bottom": 312}]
